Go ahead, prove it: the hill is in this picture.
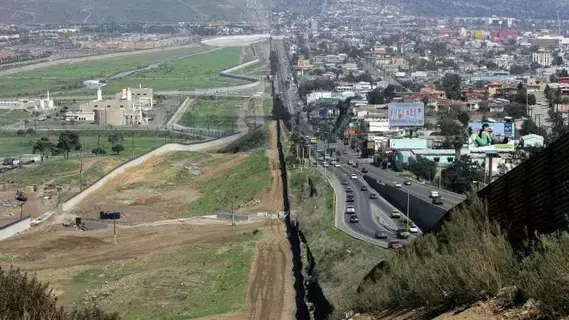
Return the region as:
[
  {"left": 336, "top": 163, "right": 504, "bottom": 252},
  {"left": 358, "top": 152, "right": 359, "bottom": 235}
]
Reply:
[
  {"left": 385, "top": 0, "right": 569, "bottom": 20},
  {"left": 0, "top": 0, "right": 261, "bottom": 24}
]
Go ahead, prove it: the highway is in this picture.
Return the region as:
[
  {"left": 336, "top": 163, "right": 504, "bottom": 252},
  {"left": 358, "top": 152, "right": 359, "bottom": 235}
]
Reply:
[
  {"left": 272, "top": 38, "right": 311, "bottom": 133},
  {"left": 317, "top": 162, "right": 420, "bottom": 247},
  {"left": 339, "top": 148, "right": 466, "bottom": 211}
]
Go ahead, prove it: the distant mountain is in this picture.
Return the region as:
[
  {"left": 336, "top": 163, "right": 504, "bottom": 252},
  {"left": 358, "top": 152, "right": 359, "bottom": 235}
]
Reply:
[
  {"left": 385, "top": 0, "right": 569, "bottom": 20},
  {"left": 0, "top": 0, "right": 257, "bottom": 24}
]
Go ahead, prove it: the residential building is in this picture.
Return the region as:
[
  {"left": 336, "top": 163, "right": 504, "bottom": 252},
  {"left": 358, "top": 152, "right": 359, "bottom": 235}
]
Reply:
[{"left": 532, "top": 52, "right": 552, "bottom": 67}]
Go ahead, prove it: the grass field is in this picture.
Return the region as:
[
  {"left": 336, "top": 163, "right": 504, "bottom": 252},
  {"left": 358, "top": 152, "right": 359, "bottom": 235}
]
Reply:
[
  {"left": 102, "top": 47, "right": 246, "bottom": 92},
  {"left": 187, "top": 152, "right": 271, "bottom": 215},
  {"left": 35, "top": 239, "right": 259, "bottom": 319},
  {"left": 178, "top": 97, "right": 245, "bottom": 131},
  {"left": 0, "top": 134, "right": 174, "bottom": 158},
  {"left": 0, "top": 45, "right": 211, "bottom": 98},
  {"left": 0, "top": 109, "right": 29, "bottom": 125}
]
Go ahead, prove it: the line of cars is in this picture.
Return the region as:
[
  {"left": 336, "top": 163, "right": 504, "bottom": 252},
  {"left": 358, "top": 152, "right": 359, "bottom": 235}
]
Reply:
[
  {"left": 392, "top": 180, "right": 444, "bottom": 205},
  {"left": 342, "top": 174, "right": 419, "bottom": 249}
]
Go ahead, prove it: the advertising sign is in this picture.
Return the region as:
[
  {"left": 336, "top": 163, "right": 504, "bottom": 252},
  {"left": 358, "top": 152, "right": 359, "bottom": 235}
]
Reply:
[
  {"left": 468, "top": 121, "right": 516, "bottom": 152},
  {"left": 468, "top": 122, "right": 515, "bottom": 138},
  {"left": 297, "top": 59, "right": 310, "bottom": 69},
  {"left": 388, "top": 102, "right": 425, "bottom": 127}
]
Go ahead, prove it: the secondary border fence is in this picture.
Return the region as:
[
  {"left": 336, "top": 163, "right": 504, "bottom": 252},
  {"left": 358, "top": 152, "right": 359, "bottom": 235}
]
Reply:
[{"left": 429, "top": 132, "right": 569, "bottom": 251}]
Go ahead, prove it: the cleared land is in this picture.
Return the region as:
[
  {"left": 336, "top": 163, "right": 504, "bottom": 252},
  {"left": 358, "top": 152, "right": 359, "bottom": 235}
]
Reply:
[
  {"left": 178, "top": 97, "right": 246, "bottom": 132},
  {"left": 0, "top": 125, "right": 292, "bottom": 320}
]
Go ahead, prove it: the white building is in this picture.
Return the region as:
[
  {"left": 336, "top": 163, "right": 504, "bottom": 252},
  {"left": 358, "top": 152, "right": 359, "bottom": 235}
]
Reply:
[{"left": 532, "top": 52, "right": 552, "bottom": 67}]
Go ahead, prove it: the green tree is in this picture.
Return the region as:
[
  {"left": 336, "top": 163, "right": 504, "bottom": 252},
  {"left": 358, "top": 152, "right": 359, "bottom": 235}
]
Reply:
[
  {"left": 509, "top": 65, "right": 525, "bottom": 75},
  {"left": 107, "top": 134, "right": 123, "bottom": 146},
  {"left": 442, "top": 155, "right": 480, "bottom": 194},
  {"left": 56, "top": 130, "right": 81, "bottom": 159},
  {"left": 504, "top": 104, "right": 527, "bottom": 119},
  {"left": 367, "top": 88, "right": 386, "bottom": 104},
  {"left": 112, "top": 144, "right": 125, "bottom": 155},
  {"left": 441, "top": 73, "right": 461, "bottom": 100},
  {"left": 269, "top": 51, "right": 279, "bottom": 76},
  {"left": 528, "top": 93, "right": 537, "bottom": 106},
  {"left": 32, "top": 137, "right": 55, "bottom": 163},
  {"left": 409, "top": 156, "right": 437, "bottom": 181},
  {"left": 456, "top": 111, "right": 470, "bottom": 125},
  {"left": 519, "top": 118, "right": 547, "bottom": 136},
  {"left": 92, "top": 147, "right": 106, "bottom": 155}
]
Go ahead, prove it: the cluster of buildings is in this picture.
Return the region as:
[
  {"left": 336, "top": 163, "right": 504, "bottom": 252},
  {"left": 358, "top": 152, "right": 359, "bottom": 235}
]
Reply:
[
  {"left": 0, "top": 91, "right": 55, "bottom": 113},
  {"left": 65, "top": 87, "right": 154, "bottom": 126}
]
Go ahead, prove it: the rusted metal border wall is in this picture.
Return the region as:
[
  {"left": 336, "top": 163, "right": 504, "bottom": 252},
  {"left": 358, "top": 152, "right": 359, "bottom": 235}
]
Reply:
[{"left": 429, "top": 134, "right": 569, "bottom": 249}]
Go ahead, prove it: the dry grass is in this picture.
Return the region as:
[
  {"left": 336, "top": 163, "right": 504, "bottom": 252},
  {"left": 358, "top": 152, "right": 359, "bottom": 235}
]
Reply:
[{"left": 349, "top": 195, "right": 569, "bottom": 319}]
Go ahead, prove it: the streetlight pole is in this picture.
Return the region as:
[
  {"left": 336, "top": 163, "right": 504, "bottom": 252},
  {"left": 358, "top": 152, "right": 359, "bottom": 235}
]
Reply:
[{"left": 406, "top": 186, "right": 410, "bottom": 221}]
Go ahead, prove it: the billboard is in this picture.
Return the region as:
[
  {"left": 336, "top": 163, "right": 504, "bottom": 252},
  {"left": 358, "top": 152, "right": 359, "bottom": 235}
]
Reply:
[
  {"left": 388, "top": 102, "right": 425, "bottom": 127},
  {"left": 468, "top": 121, "right": 515, "bottom": 138},
  {"left": 297, "top": 59, "right": 310, "bottom": 69},
  {"left": 468, "top": 121, "right": 516, "bottom": 152}
]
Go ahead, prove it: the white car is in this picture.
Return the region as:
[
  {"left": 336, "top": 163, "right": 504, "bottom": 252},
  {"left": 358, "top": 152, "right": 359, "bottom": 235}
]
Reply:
[
  {"left": 409, "top": 225, "right": 419, "bottom": 233},
  {"left": 346, "top": 205, "right": 355, "bottom": 213},
  {"left": 323, "top": 162, "right": 329, "bottom": 167},
  {"left": 334, "top": 163, "right": 341, "bottom": 167},
  {"left": 429, "top": 191, "right": 439, "bottom": 198},
  {"left": 350, "top": 174, "right": 357, "bottom": 179},
  {"left": 394, "top": 182, "right": 402, "bottom": 188}
]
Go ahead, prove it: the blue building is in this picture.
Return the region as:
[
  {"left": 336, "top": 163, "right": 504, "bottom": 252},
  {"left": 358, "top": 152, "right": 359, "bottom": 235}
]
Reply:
[{"left": 395, "top": 149, "right": 458, "bottom": 166}]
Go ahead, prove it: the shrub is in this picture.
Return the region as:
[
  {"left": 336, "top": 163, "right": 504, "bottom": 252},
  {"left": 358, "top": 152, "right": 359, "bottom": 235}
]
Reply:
[
  {"left": 519, "top": 232, "right": 569, "bottom": 317},
  {"left": 351, "top": 196, "right": 518, "bottom": 312},
  {"left": 0, "top": 268, "right": 119, "bottom": 320}
]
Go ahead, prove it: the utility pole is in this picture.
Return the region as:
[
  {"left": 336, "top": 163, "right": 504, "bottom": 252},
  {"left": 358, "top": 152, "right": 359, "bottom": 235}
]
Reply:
[
  {"left": 132, "top": 134, "right": 135, "bottom": 159},
  {"left": 97, "top": 135, "right": 100, "bottom": 163},
  {"left": 79, "top": 158, "right": 83, "bottom": 191},
  {"left": 406, "top": 186, "right": 410, "bottom": 223},
  {"left": 301, "top": 144, "right": 304, "bottom": 171}
]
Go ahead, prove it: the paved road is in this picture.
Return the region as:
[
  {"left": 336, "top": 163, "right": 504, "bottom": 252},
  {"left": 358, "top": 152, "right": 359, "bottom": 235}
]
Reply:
[
  {"left": 317, "top": 162, "right": 421, "bottom": 248},
  {"left": 340, "top": 149, "right": 465, "bottom": 211}
]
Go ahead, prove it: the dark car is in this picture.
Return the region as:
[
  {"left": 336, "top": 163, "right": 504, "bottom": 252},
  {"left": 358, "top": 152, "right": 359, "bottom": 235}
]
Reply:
[
  {"left": 388, "top": 240, "right": 403, "bottom": 249},
  {"left": 374, "top": 231, "right": 388, "bottom": 239},
  {"left": 346, "top": 195, "right": 355, "bottom": 202},
  {"left": 349, "top": 215, "right": 359, "bottom": 223},
  {"left": 432, "top": 196, "right": 443, "bottom": 205},
  {"left": 341, "top": 180, "right": 349, "bottom": 185},
  {"left": 361, "top": 167, "right": 369, "bottom": 173},
  {"left": 404, "top": 181, "right": 412, "bottom": 186},
  {"left": 396, "top": 229, "right": 411, "bottom": 239},
  {"left": 369, "top": 193, "right": 378, "bottom": 199},
  {"left": 360, "top": 186, "right": 368, "bottom": 191},
  {"left": 346, "top": 186, "right": 354, "bottom": 192}
]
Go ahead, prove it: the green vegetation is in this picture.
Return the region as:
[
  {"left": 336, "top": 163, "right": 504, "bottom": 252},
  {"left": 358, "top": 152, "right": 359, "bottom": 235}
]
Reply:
[
  {"left": 0, "top": 134, "right": 169, "bottom": 158},
  {"left": 289, "top": 168, "right": 389, "bottom": 313},
  {"left": 178, "top": 97, "right": 245, "bottom": 131},
  {"left": 0, "top": 45, "right": 209, "bottom": 98},
  {"left": 349, "top": 195, "right": 569, "bottom": 319},
  {"left": 101, "top": 47, "right": 246, "bottom": 92},
  {"left": 187, "top": 152, "right": 271, "bottom": 215},
  {"left": 219, "top": 126, "right": 269, "bottom": 153},
  {"left": 0, "top": 268, "right": 118, "bottom": 320},
  {"left": 0, "top": 110, "right": 29, "bottom": 125},
  {"left": 36, "top": 239, "right": 258, "bottom": 320}
]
